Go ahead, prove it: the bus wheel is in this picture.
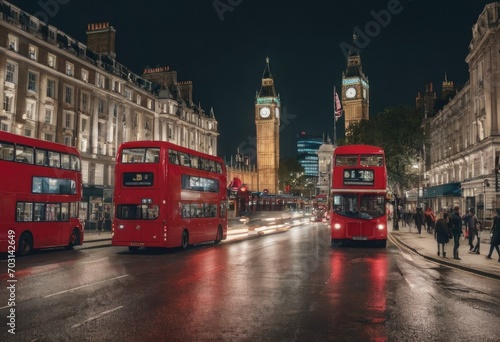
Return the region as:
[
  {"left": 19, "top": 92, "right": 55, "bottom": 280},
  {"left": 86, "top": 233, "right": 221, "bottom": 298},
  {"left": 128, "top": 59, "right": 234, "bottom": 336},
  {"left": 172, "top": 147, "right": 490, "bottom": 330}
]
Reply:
[
  {"left": 66, "top": 229, "right": 80, "bottom": 250},
  {"left": 128, "top": 246, "right": 139, "bottom": 252},
  {"left": 181, "top": 230, "right": 189, "bottom": 249},
  {"left": 214, "top": 226, "right": 222, "bottom": 244},
  {"left": 18, "top": 233, "right": 33, "bottom": 256}
]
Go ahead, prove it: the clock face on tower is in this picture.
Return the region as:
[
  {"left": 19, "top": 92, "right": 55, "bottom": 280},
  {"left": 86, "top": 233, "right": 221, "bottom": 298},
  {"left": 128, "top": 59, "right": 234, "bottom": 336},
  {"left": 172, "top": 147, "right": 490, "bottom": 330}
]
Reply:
[
  {"left": 346, "top": 87, "right": 357, "bottom": 99},
  {"left": 260, "top": 107, "right": 271, "bottom": 118}
]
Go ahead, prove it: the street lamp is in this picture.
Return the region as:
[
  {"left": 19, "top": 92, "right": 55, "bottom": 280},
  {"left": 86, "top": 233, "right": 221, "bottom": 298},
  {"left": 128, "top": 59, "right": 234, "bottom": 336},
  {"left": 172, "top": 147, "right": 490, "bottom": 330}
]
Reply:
[
  {"left": 413, "top": 159, "right": 421, "bottom": 209},
  {"left": 483, "top": 178, "right": 490, "bottom": 229}
]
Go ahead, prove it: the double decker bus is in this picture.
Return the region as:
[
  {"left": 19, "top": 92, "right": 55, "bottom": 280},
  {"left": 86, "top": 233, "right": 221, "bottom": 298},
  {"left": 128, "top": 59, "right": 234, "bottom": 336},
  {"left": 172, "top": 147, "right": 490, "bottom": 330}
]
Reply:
[
  {"left": 0, "top": 131, "right": 83, "bottom": 255},
  {"left": 112, "top": 141, "right": 227, "bottom": 251},
  {"left": 330, "top": 145, "right": 387, "bottom": 247}
]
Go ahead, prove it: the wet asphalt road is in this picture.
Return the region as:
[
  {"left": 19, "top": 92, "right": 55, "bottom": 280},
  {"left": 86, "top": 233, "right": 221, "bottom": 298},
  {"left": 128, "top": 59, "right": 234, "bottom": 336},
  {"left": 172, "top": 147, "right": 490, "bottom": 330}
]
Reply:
[{"left": 1, "top": 222, "right": 499, "bottom": 341}]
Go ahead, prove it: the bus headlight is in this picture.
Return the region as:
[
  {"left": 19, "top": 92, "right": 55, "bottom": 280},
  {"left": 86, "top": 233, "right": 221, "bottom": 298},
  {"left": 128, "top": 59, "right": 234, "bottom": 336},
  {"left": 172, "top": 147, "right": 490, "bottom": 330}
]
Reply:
[
  {"left": 118, "top": 224, "right": 125, "bottom": 229},
  {"left": 377, "top": 224, "right": 385, "bottom": 230},
  {"left": 333, "top": 223, "right": 342, "bottom": 230}
]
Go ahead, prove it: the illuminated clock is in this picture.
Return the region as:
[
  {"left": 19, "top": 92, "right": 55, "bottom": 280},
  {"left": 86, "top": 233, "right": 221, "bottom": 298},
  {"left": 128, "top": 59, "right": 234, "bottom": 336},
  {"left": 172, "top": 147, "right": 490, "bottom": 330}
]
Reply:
[
  {"left": 260, "top": 107, "right": 271, "bottom": 118},
  {"left": 346, "top": 87, "right": 357, "bottom": 99}
]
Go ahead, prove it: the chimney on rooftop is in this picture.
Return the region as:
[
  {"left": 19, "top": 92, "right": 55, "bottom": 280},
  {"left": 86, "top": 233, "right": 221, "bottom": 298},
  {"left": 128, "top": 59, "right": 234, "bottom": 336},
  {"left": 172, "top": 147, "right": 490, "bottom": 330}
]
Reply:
[{"left": 86, "top": 22, "right": 116, "bottom": 59}]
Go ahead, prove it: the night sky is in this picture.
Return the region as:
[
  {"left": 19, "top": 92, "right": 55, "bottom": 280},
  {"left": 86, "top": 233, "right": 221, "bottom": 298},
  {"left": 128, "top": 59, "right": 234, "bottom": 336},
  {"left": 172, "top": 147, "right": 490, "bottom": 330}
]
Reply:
[{"left": 8, "top": 0, "right": 493, "bottom": 159}]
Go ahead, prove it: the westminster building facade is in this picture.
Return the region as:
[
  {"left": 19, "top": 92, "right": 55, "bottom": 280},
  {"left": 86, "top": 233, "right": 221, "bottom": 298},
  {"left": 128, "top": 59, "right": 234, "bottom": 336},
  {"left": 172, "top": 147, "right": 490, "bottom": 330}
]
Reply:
[{"left": 0, "top": 1, "right": 219, "bottom": 225}]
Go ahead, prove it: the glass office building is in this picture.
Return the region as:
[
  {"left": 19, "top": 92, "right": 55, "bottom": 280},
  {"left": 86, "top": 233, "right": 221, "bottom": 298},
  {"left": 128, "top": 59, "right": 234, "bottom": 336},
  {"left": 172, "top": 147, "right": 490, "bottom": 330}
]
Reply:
[{"left": 297, "top": 132, "right": 323, "bottom": 177}]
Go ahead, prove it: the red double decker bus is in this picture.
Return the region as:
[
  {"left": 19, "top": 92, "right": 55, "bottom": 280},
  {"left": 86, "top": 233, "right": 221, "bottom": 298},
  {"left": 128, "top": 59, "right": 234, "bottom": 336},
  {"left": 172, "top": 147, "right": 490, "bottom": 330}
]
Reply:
[
  {"left": 0, "top": 131, "right": 83, "bottom": 255},
  {"left": 330, "top": 145, "right": 387, "bottom": 247},
  {"left": 112, "top": 141, "right": 228, "bottom": 251}
]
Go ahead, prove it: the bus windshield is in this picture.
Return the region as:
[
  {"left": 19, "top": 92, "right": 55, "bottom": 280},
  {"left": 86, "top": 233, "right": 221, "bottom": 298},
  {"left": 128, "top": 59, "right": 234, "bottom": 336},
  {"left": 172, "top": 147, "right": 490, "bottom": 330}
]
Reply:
[{"left": 333, "top": 194, "right": 385, "bottom": 220}]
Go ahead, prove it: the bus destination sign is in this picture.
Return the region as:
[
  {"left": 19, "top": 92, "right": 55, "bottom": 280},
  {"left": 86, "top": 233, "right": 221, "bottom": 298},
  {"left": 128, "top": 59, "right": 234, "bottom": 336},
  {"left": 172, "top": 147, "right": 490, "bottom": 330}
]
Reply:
[
  {"left": 343, "top": 169, "right": 374, "bottom": 186},
  {"left": 123, "top": 172, "right": 154, "bottom": 186}
]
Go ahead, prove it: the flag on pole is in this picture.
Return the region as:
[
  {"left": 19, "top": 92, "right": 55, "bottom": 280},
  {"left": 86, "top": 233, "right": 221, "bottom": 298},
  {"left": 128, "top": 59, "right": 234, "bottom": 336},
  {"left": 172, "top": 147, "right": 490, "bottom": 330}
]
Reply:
[{"left": 334, "top": 88, "right": 342, "bottom": 119}]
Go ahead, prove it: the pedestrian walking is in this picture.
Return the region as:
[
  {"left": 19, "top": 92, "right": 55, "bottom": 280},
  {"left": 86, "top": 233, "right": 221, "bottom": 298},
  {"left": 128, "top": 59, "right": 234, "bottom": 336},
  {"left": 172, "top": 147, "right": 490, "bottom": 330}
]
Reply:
[
  {"left": 414, "top": 207, "right": 425, "bottom": 235},
  {"left": 425, "top": 207, "right": 436, "bottom": 234},
  {"left": 463, "top": 208, "right": 480, "bottom": 254},
  {"left": 451, "top": 206, "right": 463, "bottom": 260},
  {"left": 435, "top": 212, "right": 452, "bottom": 258},
  {"left": 486, "top": 209, "right": 500, "bottom": 262}
]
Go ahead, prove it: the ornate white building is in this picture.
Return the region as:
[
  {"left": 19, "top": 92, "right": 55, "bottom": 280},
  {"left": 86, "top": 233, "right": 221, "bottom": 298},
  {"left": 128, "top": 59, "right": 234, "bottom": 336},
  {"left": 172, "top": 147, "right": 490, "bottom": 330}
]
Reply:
[
  {"left": 0, "top": 1, "right": 218, "bottom": 225},
  {"left": 425, "top": 2, "right": 500, "bottom": 225}
]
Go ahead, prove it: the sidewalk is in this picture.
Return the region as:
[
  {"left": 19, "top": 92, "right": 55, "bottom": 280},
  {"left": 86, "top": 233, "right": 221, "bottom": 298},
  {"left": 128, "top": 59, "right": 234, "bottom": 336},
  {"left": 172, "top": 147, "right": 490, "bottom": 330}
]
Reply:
[{"left": 389, "top": 221, "right": 500, "bottom": 280}]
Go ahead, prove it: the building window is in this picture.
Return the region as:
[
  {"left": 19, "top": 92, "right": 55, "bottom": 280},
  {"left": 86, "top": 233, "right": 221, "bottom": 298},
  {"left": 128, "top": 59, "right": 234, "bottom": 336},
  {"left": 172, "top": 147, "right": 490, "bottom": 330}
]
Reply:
[
  {"left": 44, "top": 133, "right": 54, "bottom": 142},
  {"left": 7, "top": 34, "right": 18, "bottom": 51},
  {"left": 66, "top": 62, "right": 74, "bottom": 76},
  {"left": 1, "top": 122, "right": 9, "bottom": 131},
  {"left": 113, "top": 80, "right": 122, "bottom": 93},
  {"left": 26, "top": 101, "right": 36, "bottom": 120},
  {"left": 136, "top": 95, "right": 141, "bottom": 105},
  {"left": 96, "top": 73, "right": 105, "bottom": 88},
  {"left": 28, "top": 71, "right": 37, "bottom": 92},
  {"left": 24, "top": 128, "right": 32, "bottom": 137},
  {"left": 46, "top": 79, "right": 56, "bottom": 98},
  {"left": 28, "top": 45, "right": 38, "bottom": 61},
  {"left": 147, "top": 99, "right": 152, "bottom": 109},
  {"left": 65, "top": 86, "right": 73, "bottom": 104},
  {"left": 45, "top": 108, "right": 53, "bottom": 124},
  {"left": 98, "top": 99, "right": 105, "bottom": 114},
  {"left": 81, "top": 69, "right": 88, "bottom": 83},
  {"left": 81, "top": 118, "right": 88, "bottom": 132},
  {"left": 81, "top": 93, "right": 89, "bottom": 111},
  {"left": 125, "top": 89, "right": 132, "bottom": 100},
  {"left": 64, "top": 112, "right": 73, "bottom": 128},
  {"left": 5, "top": 62, "right": 16, "bottom": 84},
  {"left": 64, "top": 136, "right": 72, "bottom": 146},
  {"left": 3, "top": 94, "right": 14, "bottom": 113},
  {"left": 48, "top": 54, "right": 56, "bottom": 68},
  {"left": 80, "top": 138, "right": 88, "bottom": 153}
]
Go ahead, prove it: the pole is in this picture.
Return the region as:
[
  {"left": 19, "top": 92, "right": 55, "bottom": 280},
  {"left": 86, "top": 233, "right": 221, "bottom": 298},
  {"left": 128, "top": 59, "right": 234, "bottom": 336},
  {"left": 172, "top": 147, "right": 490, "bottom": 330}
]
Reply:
[{"left": 333, "top": 86, "right": 337, "bottom": 145}]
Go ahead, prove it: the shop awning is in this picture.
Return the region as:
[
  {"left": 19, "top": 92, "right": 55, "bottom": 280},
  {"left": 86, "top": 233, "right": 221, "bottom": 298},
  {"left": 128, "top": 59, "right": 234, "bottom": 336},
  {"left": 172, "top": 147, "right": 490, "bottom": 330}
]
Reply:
[{"left": 423, "top": 182, "right": 461, "bottom": 199}]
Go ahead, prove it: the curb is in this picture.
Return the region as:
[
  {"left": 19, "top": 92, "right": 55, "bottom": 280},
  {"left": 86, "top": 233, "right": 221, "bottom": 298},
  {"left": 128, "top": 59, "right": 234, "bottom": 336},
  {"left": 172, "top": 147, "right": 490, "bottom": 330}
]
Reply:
[{"left": 389, "top": 232, "right": 500, "bottom": 281}]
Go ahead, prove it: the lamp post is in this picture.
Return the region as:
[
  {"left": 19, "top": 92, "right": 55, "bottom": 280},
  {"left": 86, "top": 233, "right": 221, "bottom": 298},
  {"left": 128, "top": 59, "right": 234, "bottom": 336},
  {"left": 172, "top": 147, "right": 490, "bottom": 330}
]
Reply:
[{"left": 483, "top": 179, "right": 490, "bottom": 230}]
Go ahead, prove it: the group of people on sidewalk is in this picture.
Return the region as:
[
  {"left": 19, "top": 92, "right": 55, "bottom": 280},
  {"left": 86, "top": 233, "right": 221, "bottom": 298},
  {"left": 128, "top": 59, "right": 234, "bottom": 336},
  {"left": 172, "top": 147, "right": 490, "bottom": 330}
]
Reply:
[{"left": 404, "top": 206, "right": 500, "bottom": 262}]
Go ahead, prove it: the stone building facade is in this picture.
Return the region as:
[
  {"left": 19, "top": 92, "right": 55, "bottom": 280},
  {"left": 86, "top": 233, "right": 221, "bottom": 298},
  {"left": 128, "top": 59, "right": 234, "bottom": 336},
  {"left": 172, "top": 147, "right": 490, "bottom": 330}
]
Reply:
[
  {"left": 424, "top": 2, "right": 500, "bottom": 225},
  {"left": 0, "top": 1, "right": 218, "bottom": 223}
]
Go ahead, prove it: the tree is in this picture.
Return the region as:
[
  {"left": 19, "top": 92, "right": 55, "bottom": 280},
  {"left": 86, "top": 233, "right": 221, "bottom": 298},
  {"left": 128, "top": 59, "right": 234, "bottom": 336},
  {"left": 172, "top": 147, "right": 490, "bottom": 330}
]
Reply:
[
  {"left": 278, "top": 158, "right": 306, "bottom": 194},
  {"left": 342, "top": 105, "right": 426, "bottom": 194}
]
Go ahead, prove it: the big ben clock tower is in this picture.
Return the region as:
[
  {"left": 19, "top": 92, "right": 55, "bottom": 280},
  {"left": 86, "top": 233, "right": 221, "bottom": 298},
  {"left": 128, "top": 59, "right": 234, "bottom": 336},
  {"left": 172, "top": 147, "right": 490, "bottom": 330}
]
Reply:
[
  {"left": 256, "top": 57, "right": 280, "bottom": 194},
  {"left": 342, "top": 32, "right": 369, "bottom": 132}
]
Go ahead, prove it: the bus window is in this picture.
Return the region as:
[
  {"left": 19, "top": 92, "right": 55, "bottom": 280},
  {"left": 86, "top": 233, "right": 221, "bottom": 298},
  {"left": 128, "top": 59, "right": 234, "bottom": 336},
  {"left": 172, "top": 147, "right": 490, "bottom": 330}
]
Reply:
[
  {"left": 179, "top": 152, "right": 190, "bottom": 167},
  {"left": 61, "top": 153, "right": 71, "bottom": 169},
  {"left": 335, "top": 156, "right": 358, "bottom": 166},
  {"left": 71, "top": 154, "right": 81, "bottom": 171},
  {"left": 0, "top": 141, "right": 15, "bottom": 160},
  {"left": 168, "top": 150, "right": 178, "bottom": 164},
  {"left": 122, "top": 148, "right": 145, "bottom": 163},
  {"left": 145, "top": 148, "right": 160, "bottom": 163},
  {"left": 15, "top": 145, "right": 34, "bottom": 164},
  {"left": 48, "top": 151, "right": 60, "bottom": 168},
  {"left": 360, "top": 155, "right": 383, "bottom": 166},
  {"left": 190, "top": 156, "right": 199, "bottom": 169},
  {"left": 35, "top": 150, "right": 46, "bottom": 165}
]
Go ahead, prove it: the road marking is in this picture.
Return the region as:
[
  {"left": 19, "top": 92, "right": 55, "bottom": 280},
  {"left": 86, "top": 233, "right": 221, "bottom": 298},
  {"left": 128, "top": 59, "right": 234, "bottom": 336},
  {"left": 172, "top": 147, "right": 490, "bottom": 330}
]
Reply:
[
  {"left": 43, "top": 275, "right": 129, "bottom": 298},
  {"left": 82, "top": 257, "right": 109, "bottom": 264},
  {"left": 71, "top": 306, "right": 123, "bottom": 328}
]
